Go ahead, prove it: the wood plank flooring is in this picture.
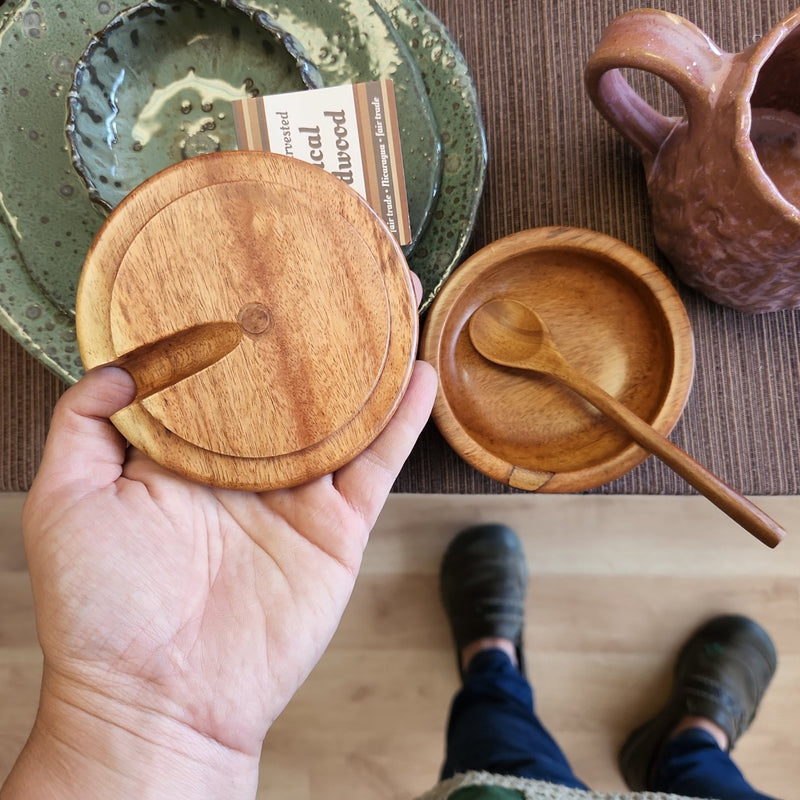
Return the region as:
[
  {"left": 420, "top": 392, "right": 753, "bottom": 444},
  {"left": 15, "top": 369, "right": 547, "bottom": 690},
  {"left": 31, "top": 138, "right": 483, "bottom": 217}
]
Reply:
[{"left": 1, "top": 492, "right": 798, "bottom": 798}]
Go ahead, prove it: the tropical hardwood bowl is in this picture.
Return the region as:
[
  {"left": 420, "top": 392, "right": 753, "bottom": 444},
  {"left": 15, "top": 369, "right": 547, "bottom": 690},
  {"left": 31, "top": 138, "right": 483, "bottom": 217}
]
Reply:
[{"left": 421, "top": 226, "right": 695, "bottom": 492}]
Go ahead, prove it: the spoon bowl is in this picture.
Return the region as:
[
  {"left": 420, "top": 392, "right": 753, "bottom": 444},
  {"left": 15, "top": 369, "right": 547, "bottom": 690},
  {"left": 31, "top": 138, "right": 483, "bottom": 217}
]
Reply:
[{"left": 468, "top": 297, "right": 563, "bottom": 371}]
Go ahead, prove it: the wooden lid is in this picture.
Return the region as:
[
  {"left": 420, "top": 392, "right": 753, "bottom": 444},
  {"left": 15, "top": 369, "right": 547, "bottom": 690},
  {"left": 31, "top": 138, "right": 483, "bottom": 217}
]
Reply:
[{"left": 76, "top": 151, "right": 418, "bottom": 490}]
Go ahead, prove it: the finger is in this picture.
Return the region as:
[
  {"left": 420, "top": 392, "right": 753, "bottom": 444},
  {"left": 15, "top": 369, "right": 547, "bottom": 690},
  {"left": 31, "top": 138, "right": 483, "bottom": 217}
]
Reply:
[
  {"left": 410, "top": 270, "right": 423, "bottom": 305},
  {"left": 333, "top": 360, "right": 437, "bottom": 526},
  {"left": 33, "top": 367, "right": 137, "bottom": 495}
]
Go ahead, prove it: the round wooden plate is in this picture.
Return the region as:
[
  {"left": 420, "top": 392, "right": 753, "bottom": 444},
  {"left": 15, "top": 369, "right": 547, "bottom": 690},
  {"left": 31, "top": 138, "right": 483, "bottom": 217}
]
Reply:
[
  {"left": 77, "top": 151, "right": 418, "bottom": 490},
  {"left": 420, "top": 227, "right": 695, "bottom": 492}
]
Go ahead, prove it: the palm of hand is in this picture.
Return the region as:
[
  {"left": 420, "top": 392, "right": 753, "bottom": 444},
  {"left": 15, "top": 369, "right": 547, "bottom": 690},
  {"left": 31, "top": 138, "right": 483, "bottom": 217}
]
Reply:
[
  {"left": 20, "top": 365, "right": 435, "bottom": 760},
  {"left": 24, "top": 452, "right": 367, "bottom": 755}
]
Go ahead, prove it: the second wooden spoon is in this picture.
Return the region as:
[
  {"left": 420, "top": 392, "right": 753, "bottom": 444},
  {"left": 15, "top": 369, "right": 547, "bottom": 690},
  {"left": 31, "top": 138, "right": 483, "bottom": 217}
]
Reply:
[{"left": 469, "top": 297, "right": 785, "bottom": 548}]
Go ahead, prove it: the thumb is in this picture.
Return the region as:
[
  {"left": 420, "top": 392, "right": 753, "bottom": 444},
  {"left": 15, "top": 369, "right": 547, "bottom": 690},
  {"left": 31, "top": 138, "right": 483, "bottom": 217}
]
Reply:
[{"left": 32, "top": 367, "right": 137, "bottom": 496}]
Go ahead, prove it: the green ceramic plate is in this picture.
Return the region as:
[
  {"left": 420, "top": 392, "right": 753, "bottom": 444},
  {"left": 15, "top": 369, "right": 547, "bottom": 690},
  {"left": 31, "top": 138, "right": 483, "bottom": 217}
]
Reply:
[
  {"left": 383, "top": 0, "right": 487, "bottom": 309},
  {"left": 0, "top": 0, "right": 486, "bottom": 382}
]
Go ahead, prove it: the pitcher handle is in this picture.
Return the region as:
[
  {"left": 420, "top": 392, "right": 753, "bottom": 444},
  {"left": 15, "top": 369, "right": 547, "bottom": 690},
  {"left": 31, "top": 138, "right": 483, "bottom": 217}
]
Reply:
[{"left": 584, "top": 9, "right": 727, "bottom": 163}]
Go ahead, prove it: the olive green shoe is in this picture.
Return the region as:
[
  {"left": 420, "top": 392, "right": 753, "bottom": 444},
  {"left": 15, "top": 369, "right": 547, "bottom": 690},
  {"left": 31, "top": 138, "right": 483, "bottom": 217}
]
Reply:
[
  {"left": 620, "top": 614, "right": 777, "bottom": 790},
  {"left": 440, "top": 524, "right": 528, "bottom": 679}
]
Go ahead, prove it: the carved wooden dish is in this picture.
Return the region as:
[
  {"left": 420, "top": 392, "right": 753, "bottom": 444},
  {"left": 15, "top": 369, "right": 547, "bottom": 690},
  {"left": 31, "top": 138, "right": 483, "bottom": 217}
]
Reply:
[
  {"left": 420, "top": 227, "right": 695, "bottom": 492},
  {"left": 76, "top": 151, "right": 418, "bottom": 490}
]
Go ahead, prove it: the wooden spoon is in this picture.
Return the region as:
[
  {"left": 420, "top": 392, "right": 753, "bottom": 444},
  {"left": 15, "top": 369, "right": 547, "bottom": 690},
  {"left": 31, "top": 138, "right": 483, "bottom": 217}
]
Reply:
[
  {"left": 469, "top": 298, "right": 785, "bottom": 548},
  {"left": 108, "top": 321, "right": 243, "bottom": 402}
]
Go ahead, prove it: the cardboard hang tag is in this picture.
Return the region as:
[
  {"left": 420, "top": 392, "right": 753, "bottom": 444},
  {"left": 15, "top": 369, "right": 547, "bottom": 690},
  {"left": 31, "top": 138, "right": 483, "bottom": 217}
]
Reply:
[{"left": 232, "top": 80, "right": 411, "bottom": 246}]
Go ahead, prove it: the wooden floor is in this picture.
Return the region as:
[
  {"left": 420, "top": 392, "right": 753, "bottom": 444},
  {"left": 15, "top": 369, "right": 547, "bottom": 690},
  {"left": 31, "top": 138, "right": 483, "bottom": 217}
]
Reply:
[{"left": 1, "top": 492, "right": 798, "bottom": 798}]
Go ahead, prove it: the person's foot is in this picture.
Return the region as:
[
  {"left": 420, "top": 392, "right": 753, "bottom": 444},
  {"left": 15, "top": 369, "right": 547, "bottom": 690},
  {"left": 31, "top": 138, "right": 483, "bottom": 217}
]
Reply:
[
  {"left": 619, "top": 614, "right": 777, "bottom": 790},
  {"left": 439, "top": 524, "right": 528, "bottom": 678}
]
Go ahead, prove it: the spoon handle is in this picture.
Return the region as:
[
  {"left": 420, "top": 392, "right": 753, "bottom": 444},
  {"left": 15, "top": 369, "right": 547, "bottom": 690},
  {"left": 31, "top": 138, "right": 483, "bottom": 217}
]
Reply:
[
  {"left": 109, "top": 321, "right": 243, "bottom": 401},
  {"left": 554, "top": 365, "right": 786, "bottom": 548}
]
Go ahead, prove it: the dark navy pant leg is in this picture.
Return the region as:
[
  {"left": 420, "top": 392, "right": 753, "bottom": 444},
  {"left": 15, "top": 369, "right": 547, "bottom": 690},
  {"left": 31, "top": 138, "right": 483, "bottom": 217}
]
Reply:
[
  {"left": 441, "top": 649, "right": 588, "bottom": 790},
  {"left": 652, "top": 729, "right": 779, "bottom": 800}
]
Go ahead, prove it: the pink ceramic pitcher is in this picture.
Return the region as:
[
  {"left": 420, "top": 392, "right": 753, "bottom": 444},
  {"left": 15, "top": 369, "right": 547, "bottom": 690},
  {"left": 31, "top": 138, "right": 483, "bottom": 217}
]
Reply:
[{"left": 585, "top": 8, "right": 800, "bottom": 313}]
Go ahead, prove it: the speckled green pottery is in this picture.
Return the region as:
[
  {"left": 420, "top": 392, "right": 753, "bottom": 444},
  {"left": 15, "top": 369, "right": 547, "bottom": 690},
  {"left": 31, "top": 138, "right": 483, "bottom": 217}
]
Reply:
[
  {"left": 68, "top": 0, "right": 324, "bottom": 213},
  {"left": 0, "top": 0, "right": 486, "bottom": 382}
]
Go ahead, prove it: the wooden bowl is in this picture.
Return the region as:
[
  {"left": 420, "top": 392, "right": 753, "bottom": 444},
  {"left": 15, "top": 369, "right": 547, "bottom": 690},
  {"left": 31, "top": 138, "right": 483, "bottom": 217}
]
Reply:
[
  {"left": 421, "top": 227, "right": 695, "bottom": 491},
  {"left": 76, "top": 150, "right": 418, "bottom": 490}
]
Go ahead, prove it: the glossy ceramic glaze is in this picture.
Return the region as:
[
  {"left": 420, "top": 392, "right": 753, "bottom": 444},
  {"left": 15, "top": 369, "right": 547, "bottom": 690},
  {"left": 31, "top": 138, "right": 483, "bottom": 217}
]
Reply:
[
  {"left": 421, "top": 227, "right": 695, "bottom": 493},
  {"left": 67, "top": 0, "right": 323, "bottom": 213},
  {"left": 383, "top": 0, "right": 487, "bottom": 309},
  {"left": 586, "top": 7, "right": 800, "bottom": 313},
  {"left": 0, "top": 0, "right": 486, "bottom": 382}
]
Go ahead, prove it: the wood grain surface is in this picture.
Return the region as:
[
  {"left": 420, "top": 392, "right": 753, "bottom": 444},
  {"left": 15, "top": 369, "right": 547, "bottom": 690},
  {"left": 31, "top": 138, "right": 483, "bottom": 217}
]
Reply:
[
  {"left": 421, "top": 227, "right": 695, "bottom": 493},
  {"left": 76, "top": 151, "right": 418, "bottom": 490}
]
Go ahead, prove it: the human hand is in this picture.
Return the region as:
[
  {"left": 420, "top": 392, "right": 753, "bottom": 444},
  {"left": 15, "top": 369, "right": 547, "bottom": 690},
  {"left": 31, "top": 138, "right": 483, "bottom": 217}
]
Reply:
[{"left": 3, "top": 355, "right": 436, "bottom": 799}]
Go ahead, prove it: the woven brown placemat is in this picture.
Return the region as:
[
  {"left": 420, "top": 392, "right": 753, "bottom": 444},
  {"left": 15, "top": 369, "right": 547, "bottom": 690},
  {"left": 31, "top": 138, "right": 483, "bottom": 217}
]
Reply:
[
  {"left": 395, "top": 0, "right": 800, "bottom": 494},
  {"left": 1, "top": 327, "right": 64, "bottom": 492},
  {"left": 3, "top": 0, "right": 800, "bottom": 494}
]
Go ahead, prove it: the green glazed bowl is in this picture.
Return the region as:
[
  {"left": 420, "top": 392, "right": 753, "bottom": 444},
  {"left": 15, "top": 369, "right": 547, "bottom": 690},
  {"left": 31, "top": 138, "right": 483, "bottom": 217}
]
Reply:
[{"left": 66, "top": 0, "right": 324, "bottom": 213}]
